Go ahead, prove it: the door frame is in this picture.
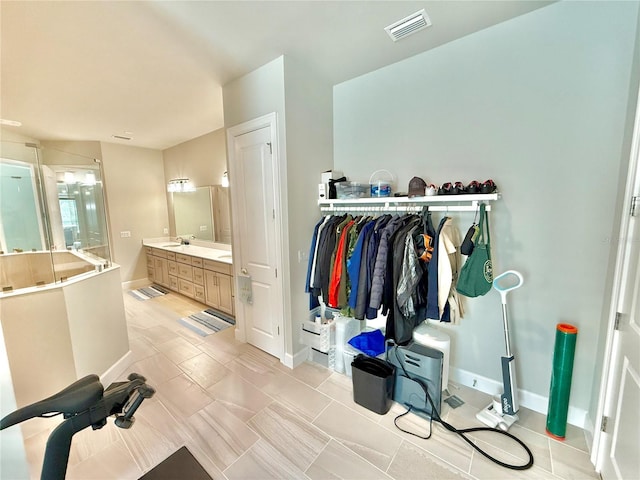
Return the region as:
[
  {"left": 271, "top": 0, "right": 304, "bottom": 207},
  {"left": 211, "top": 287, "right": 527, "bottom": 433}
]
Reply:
[
  {"left": 226, "top": 112, "right": 287, "bottom": 360},
  {"left": 592, "top": 83, "right": 640, "bottom": 472}
]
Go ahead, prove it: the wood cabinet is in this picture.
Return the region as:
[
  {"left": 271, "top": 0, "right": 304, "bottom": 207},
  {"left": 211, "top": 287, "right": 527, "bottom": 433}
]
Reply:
[
  {"left": 146, "top": 247, "right": 234, "bottom": 317},
  {"left": 203, "top": 259, "right": 234, "bottom": 316},
  {"left": 204, "top": 270, "right": 234, "bottom": 315}
]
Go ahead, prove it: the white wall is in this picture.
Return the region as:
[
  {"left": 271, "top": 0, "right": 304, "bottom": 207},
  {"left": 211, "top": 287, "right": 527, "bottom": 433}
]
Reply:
[
  {"left": 333, "top": 0, "right": 640, "bottom": 419},
  {"left": 282, "top": 56, "right": 333, "bottom": 355},
  {"left": 223, "top": 56, "right": 334, "bottom": 363},
  {"left": 100, "top": 142, "right": 169, "bottom": 283}
]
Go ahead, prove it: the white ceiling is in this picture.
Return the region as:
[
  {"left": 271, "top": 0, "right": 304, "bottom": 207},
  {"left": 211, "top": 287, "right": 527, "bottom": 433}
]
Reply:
[{"left": 1, "top": 1, "right": 552, "bottom": 150}]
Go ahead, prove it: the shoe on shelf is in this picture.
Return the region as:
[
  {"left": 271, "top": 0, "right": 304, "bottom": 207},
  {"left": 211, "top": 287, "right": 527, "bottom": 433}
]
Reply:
[
  {"left": 438, "top": 182, "right": 453, "bottom": 195},
  {"left": 467, "top": 180, "right": 480, "bottom": 194},
  {"left": 453, "top": 182, "right": 467, "bottom": 195},
  {"left": 481, "top": 179, "right": 497, "bottom": 194}
]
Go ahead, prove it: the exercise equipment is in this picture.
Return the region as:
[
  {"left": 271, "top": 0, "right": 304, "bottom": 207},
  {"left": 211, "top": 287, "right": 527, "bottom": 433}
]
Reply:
[
  {"left": 476, "top": 270, "right": 524, "bottom": 431},
  {"left": 0, "top": 373, "right": 155, "bottom": 480}
]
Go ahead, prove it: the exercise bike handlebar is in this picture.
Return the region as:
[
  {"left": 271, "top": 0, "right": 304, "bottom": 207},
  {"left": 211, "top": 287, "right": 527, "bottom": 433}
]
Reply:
[{"left": 0, "top": 372, "right": 155, "bottom": 480}]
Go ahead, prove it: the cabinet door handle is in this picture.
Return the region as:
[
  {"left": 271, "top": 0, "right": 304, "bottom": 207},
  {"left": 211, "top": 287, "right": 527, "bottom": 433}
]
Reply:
[{"left": 241, "top": 268, "right": 248, "bottom": 275}]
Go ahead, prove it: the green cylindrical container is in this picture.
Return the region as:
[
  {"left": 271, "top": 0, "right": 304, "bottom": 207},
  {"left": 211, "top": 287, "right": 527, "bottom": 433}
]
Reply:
[{"left": 546, "top": 323, "right": 578, "bottom": 440}]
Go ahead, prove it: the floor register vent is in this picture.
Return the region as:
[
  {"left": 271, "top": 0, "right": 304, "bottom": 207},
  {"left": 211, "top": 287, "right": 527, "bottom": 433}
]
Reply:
[{"left": 385, "top": 9, "right": 432, "bottom": 42}]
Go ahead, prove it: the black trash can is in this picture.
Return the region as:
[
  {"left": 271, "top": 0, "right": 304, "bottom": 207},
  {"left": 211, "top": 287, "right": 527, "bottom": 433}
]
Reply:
[{"left": 351, "top": 354, "right": 396, "bottom": 414}]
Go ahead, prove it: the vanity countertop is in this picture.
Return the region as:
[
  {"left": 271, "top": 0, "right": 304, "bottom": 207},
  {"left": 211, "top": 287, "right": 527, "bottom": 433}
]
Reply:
[{"left": 143, "top": 240, "right": 232, "bottom": 265}]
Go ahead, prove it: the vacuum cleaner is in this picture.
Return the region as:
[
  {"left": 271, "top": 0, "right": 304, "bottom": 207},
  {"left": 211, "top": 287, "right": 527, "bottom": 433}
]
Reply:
[{"left": 476, "top": 270, "right": 524, "bottom": 431}]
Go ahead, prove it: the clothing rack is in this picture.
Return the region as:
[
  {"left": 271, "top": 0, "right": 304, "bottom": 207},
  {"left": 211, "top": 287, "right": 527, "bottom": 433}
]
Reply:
[{"left": 318, "top": 193, "right": 499, "bottom": 213}]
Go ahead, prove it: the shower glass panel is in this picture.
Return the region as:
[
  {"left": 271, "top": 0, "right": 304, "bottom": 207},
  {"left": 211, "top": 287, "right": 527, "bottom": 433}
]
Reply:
[{"left": 0, "top": 141, "right": 111, "bottom": 290}]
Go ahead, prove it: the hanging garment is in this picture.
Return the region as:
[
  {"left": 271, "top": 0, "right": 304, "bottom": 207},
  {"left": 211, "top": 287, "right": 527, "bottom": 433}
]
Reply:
[
  {"left": 347, "top": 220, "right": 369, "bottom": 310},
  {"left": 312, "top": 215, "right": 345, "bottom": 303},
  {"left": 385, "top": 216, "right": 423, "bottom": 345},
  {"left": 328, "top": 219, "right": 355, "bottom": 308},
  {"left": 381, "top": 216, "right": 409, "bottom": 317},
  {"left": 437, "top": 217, "right": 463, "bottom": 323},
  {"left": 426, "top": 217, "right": 448, "bottom": 320},
  {"left": 308, "top": 215, "right": 333, "bottom": 291},
  {"left": 353, "top": 219, "right": 377, "bottom": 320},
  {"left": 397, "top": 223, "right": 424, "bottom": 317},
  {"left": 305, "top": 216, "right": 326, "bottom": 309},
  {"left": 369, "top": 215, "right": 405, "bottom": 311}
]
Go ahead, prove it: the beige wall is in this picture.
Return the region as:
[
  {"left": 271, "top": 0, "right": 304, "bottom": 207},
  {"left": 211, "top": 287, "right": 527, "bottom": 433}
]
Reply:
[
  {"left": 163, "top": 128, "right": 226, "bottom": 187},
  {"left": 163, "top": 128, "right": 227, "bottom": 237},
  {"left": 100, "top": 142, "right": 168, "bottom": 283},
  {"left": 40, "top": 140, "right": 102, "bottom": 164}
]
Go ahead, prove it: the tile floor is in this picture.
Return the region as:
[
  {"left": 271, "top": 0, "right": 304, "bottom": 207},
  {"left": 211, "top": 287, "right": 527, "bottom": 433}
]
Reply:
[{"left": 19, "top": 290, "right": 600, "bottom": 480}]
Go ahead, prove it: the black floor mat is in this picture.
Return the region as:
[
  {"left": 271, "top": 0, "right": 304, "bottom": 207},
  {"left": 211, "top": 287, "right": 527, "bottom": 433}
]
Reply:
[{"left": 139, "top": 447, "right": 211, "bottom": 480}]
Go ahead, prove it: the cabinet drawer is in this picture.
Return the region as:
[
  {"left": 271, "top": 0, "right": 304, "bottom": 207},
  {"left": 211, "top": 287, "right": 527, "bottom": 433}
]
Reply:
[
  {"left": 178, "top": 278, "right": 194, "bottom": 298},
  {"left": 176, "top": 253, "right": 192, "bottom": 265},
  {"left": 152, "top": 248, "right": 167, "bottom": 259},
  {"left": 193, "top": 267, "right": 204, "bottom": 286},
  {"left": 177, "top": 264, "right": 193, "bottom": 281},
  {"left": 168, "top": 261, "right": 177, "bottom": 276},
  {"left": 194, "top": 285, "right": 205, "bottom": 302},
  {"left": 203, "top": 259, "right": 232, "bottom": 275},
  {"left": 166, "top": 251, "right": 176, "bottom": 261},
  {"left": 191, "top": 256, "right": 204, "bottom": 268},
  {"left": 146, "top": 256, "right": 154, "bottom": 267},
  {"left": 169, "top": 275, "right": 178, "bottom": 290},
  {"left": 145, "top": 246, "right": 153, "bottom": 255}
]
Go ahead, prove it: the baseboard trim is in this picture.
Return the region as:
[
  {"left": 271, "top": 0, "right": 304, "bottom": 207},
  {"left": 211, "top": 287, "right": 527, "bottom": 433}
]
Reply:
[
  {"left": 284, "top": 347, "right": 309, "bottom": 369},
  {"left": 450, "top": 366, "right": 587, "bottom": 429},
  {"left": 99, "top": 350, "right": 134, "bottom": 387},
  {"left": 121, "top": 278, "right": 150, "bottom": 291}
]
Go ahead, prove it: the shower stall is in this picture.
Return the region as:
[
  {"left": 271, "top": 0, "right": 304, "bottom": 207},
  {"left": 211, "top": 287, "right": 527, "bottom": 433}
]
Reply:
[
  {"left": 0, "top": 141, "right": 129, "bottom": 411},
  {"left": 0, "top": 141, "right": 112, "bottom": 289}
]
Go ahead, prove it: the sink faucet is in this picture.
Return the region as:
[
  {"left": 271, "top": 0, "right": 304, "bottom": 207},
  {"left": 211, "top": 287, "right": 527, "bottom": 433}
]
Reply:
[{"left": 177, "top": 235, "right": 195, "bottom": 245}]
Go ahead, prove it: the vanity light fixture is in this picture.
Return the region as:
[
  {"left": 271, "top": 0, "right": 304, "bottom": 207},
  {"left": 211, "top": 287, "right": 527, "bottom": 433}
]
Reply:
[
  {"left": 84, "top": 172, "right": 96, "bottom": 186},
  {"left": 64, "top": 172, "right": 76, "bottom": 184},
  {"left": 221, "top": 171, "right": 229, "bottom": 188},
  {"left": 167, "top": 178, "right": 196, "bottom": 193}
]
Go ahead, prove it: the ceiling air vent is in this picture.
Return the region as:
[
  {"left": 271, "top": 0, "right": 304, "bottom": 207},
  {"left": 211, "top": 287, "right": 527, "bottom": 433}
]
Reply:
[
  {"left": 112, "top": 134, "right": 132, "bottom": 141},
  {"left": 385, "top": 9, "right": 431, "bottom": 42}
]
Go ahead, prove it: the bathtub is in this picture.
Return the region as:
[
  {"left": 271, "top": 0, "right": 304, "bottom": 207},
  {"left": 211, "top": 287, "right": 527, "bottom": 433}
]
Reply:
[{"left": 0, "top": 258, "right": 131, "bottom": 409}]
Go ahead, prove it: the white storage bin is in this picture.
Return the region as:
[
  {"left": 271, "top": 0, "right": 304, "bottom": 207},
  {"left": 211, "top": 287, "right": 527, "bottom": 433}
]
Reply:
[
  {"left": 301, "top": 321, "right": 335, "bottom": 353},
  {"left": 308, "top": 347, "right": 335, "bottom": 370},
  {"left": 343, "top": 344, "right": 362, "bottom": 378}
]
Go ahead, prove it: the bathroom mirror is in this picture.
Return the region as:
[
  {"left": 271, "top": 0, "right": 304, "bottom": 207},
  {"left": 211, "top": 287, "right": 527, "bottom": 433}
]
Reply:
[{"left": 173, "top": 185, "right": 231, "bottom": 244}]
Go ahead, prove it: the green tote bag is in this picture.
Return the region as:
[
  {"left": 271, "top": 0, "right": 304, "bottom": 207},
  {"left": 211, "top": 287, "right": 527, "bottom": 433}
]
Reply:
[{"left": 456, "top": 203, "right": 493, "bottom": 297}]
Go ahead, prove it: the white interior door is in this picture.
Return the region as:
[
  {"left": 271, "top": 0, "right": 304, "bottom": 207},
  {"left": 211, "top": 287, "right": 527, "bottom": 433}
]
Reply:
[
  {"left": 228, "top": 117, "right": 283, "bottom": 360},
  {"left": 598, "top": 97, "right": 640, "bottom": 479}
]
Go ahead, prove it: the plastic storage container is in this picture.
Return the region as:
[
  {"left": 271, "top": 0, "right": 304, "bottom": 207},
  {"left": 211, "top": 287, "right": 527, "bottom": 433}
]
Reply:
[
  {"left": 343, "top": 344, "right": 361, "bottom": 377},
  {"left": 336, "top": 182, "right": 369, "bottom": 199},
  {"left": 301, "top": 319, "right": 335, "bottom": 353},
  {"left": 369, "top": 169, "right": 394, "bottom": 198},
  {"left": 351, "top": 354, "right": 396, "bottom": 414}
]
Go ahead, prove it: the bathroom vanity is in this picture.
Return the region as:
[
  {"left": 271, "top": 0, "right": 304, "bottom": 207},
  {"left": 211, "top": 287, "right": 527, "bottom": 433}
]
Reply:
[{"left": 143, "top": 241, "right": 234, "bottom": 317}]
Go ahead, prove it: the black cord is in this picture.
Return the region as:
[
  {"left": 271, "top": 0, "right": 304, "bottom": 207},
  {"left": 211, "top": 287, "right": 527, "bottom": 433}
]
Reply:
[
  {"left": 391, "top": 346, "right": 534, "bottom": 470},
  {"left": 394, "top": 404, "right": 433, "bottom": 440}
]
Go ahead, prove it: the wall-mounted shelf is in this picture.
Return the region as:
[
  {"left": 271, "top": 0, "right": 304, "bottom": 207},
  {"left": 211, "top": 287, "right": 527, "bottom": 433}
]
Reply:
[{"left": 318, "top": 193, "right": 500, "bottom": 213}]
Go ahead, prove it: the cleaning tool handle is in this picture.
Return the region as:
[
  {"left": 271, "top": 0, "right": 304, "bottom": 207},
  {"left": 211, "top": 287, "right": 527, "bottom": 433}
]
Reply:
[
  {"left": 546, "top": 323, "right": 578, "bottom": 440},
  {"left": 493, "top": 270, "right": 524, "bottom": 305}
]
